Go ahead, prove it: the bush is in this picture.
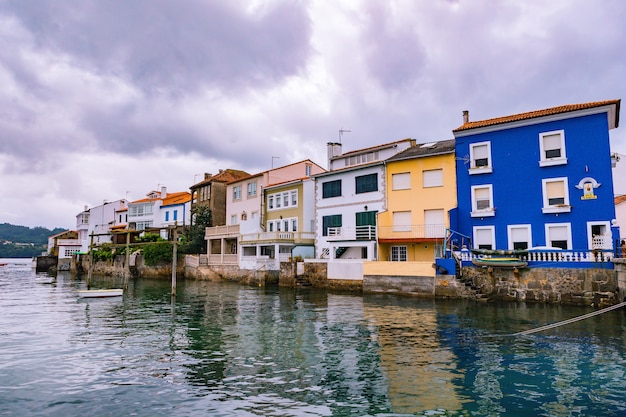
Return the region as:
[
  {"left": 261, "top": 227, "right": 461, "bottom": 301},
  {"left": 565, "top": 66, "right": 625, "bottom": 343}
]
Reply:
[
  {"left": 142, "top": 241, "right": 173, "bottom": 266},
  {"left": 136, "top": 233, "right": 164, "bottom": 243},
  {"left": 92, "top": 244, "right": 114, "bottom": 262}
]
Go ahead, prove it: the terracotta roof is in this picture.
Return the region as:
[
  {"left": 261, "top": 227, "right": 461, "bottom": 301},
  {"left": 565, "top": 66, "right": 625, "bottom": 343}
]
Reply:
[
  {"left": 191, "top": 169, "right": 250, "bottom": 188},
  {"left": 615, "top": 195, "right": 626, "bottom": 205},
  {"left": 130, "top": 191, "right": 190, "bottom": 205},
  {"left": 453, "top": 100, "right": 621, "bottom": 132},
  {"left": 385, "top": 139, "right": 455, "bottom": 162},
  {"left": 162, "top": 191, "right": 191, "bottom": 206},
  {"left": 226, "top": 159, "right": 325, "bottom": 184}
]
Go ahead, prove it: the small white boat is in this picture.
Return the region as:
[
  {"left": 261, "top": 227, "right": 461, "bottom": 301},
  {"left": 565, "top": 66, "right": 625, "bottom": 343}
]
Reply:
[{"left": 77, "top": 289, "right": 124, "bottom": 298}]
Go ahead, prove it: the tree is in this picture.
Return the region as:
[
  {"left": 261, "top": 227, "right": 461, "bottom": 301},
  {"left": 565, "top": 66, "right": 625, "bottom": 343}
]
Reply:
[{"left": 181, "top": 206, "right": 212, "bottom": 254}]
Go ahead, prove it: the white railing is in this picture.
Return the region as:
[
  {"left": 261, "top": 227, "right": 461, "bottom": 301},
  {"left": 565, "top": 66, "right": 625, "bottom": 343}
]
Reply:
[
  {"left": 205, "top": 225, "right": 240, "bottom": 238},
  {"left": 57, "top": 239, "right": 81, "bottom": 246},
  {"left": 592, "top": 235, "right": 612, "bottom": 250},
  {"left": 456, "top": 249, "right": 614, "bottom": 263},
  {"left": 326, "top": 225, "right": 377, "bottom": 240},
  {"left": 207, "top": 254, "right": 238, "bottom": 265},
  {"left": 240, "top": 231, "right": 316, "bottom": 243}
]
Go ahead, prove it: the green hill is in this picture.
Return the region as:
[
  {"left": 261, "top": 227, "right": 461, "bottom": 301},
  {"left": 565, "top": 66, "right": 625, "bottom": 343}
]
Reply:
[{"left": 0, "top": 223, "right": 67, "bottom": 258}]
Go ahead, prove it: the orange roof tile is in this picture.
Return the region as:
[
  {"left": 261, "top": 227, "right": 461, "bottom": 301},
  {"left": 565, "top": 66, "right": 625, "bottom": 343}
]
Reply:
[
  {"left": 162, "top": 191, "right": 191, "bottom": 206},
  {"left": 453, "top": 100, "right": 621, "bottom": 132},
  {"left": 615, "top": 195, "right": 626, "bottom": 205},
  {"left": 191, "top": 169, "right": 250, "bottom": 188}
]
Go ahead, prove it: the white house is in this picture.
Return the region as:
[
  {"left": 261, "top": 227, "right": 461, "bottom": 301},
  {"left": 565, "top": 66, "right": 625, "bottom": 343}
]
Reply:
[
  {"left": 127, "top": 187, "right": 191, "bottom": 239},
  {"left": 75, "top": 199, "right": 128, "bottom": 252},
  {"left": 313, "top": 138, "right": 416, "bottom": 261}
]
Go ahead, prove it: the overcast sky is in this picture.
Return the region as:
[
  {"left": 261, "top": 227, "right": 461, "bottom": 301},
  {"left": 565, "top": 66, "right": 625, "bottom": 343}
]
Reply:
[{"left": 1, "top": 0, "right": 626, "bottom": 229}]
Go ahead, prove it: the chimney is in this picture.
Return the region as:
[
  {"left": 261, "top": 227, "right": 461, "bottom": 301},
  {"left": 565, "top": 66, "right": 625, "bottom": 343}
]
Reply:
[
  {"left": 161, "top": 186, "right": 167, "bottom": 197},
  {"left": 462, "top": 110, "right": 469, "bottom": 124},
  {"left": 327, "top": 141, "right": 343, "bottom": 170},
  {"left": 204, "top": 173, "right": 212, "bottom": 180}
]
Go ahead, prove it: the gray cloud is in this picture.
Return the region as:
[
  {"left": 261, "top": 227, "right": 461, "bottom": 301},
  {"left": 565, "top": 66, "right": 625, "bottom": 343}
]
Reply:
[{"left": 1, "top": 0, "right": 625, "bottom": 228}]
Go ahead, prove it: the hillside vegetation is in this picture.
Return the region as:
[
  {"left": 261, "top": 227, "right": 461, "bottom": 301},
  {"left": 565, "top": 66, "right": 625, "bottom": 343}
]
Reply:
[{"left": 0, "top": 223, "right": 67, "bottom": 258}]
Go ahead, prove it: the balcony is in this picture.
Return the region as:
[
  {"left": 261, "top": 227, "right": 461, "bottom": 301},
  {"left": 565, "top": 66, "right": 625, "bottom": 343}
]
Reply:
[
  {"left": 377, "top": 224, "right": 447, "bottom": 241},
  {"left": 240, "top": 231, "right": 316, "bottom": 245},
  {"left": 205, "top": 225, "right": 240, "bottom": 239},
  {"left": 326, "top": 225, "right": 377, "bottom": 241}
]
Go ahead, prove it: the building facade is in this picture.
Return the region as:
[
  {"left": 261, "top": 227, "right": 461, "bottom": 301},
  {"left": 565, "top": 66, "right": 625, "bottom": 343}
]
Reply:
[
  {"left": 378, "top": 139, "right": 457, "bottom": 262},
  {"left": 452, "top": 100, "right": 621, "bottom": 258}
]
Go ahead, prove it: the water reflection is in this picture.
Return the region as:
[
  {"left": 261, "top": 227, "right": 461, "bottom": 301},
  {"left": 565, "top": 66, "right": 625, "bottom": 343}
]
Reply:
[{"left": 1, "top": 261, "right": 626, "bottom": 416}]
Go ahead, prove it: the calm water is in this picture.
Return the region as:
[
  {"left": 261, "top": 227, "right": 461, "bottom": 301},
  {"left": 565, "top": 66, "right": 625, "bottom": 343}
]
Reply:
[{"left": 1, "top": 258, "right": 625, "bottom": 417}]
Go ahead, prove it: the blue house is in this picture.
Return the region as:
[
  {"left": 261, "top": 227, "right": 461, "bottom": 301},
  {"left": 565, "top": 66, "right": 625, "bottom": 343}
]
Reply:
[{"left": 452, "top": 100, "right": 621, "bottom": 267}]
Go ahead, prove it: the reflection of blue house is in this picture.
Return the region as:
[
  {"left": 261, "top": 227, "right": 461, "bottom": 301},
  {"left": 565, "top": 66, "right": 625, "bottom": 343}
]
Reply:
[{"left": 452, "top": 100, "right": 621, "bottom": 266}]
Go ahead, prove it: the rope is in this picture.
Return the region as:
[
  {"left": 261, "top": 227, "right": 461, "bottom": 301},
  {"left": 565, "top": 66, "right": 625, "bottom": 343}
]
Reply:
[{"left": 512, "top": 301, "right": 626, "bottom": 336}]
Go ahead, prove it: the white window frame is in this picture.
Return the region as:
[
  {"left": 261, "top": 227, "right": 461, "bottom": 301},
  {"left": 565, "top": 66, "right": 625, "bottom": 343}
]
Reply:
[
  {"left": 545, "top": 223, "right": 572, "bottom": 250},
  {"left": 423, "top": 169, "right": 443, "bottom": 188},
  {"left": 469, "top": 141, "right": 492, "bottom": 174},
  {"left": 473, "top": 226, "right": 495, "bottom": 250},
  {"left": 267, "top": 190, "right": 298, "bottom": 211},
  {"left": 507, "top": 224, "right": 532, "bottom": 251},
  {"left": 391, "top": 245, "right": 407, "bottom": 262},
  {"left": 586, "top": 221, "right": 612, "bottom": 250},
  {"left": 233, "top": 186, "right": 242, "bottom": 201},
  {"left": 470, "top": 185, "right": 495, "bottom": 217},
  {"left": 541, "top": 177, "right": 571, "bottom": 213},
  {"left": 539, "top": 130, "right": 567, "bottom": 167},
  {"left": 392, "top": 172, "right": 411, "bottom": 190},
  {"left": 247, "top": 181, "right": 257, "bottom": 197}
]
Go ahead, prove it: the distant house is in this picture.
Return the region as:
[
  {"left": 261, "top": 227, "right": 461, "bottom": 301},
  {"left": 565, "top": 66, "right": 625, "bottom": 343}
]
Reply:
[
  {"left": 615, "top": 194, "right": 626, "bottom": 248},
  {"left": 452, "top": 100, "right": 621, "bottom": 264},
  {"left": 127, "top": 187, "right": 191, "bottom": 239},
  {"left": 189, "top": 169, "right": 250, "bottom": 227},
  {"left": 75, "top": 199, "right": 128, "bottom": 252},
  {"left": 378, "top": 139, "right": 457, "bottom": 262},
  {"left": 313, "top": 138, "right": 415, "bottom": 260},
  {"left": 47, "top": 230, "right": 79, "bottom": 258}
]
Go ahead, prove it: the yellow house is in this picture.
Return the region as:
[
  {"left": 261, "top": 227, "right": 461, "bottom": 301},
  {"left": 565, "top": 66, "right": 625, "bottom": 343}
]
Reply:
[{"left": 377, "top": 139, "right": 457, "bottom": 262}]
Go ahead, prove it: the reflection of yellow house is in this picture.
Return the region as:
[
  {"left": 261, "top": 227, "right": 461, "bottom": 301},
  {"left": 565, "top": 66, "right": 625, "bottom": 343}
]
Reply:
[
  {"left": 377, "top": 140, "right": 457, "bottom": 262},
  {"left": 364, "top": 303, "right": 464, "bottom": 414}
]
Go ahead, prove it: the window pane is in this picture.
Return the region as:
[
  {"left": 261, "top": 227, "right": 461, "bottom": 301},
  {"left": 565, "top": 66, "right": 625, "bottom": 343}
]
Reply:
[
  {"left": 543, "top": 134, "right": 561, "bottom": 150},
  {"left": 473, "top": 144, "right": 489, "bottom": 167},
  {"left": 423, "top": 169, "right": 443, "bottom": 187},
  {"left": 392, "top": 173, "right": 411, "bottom": 190},
  {"left": 323, "top": 180, "right": 342, "bottom": 198},
  {"left": 356, "top": 173, "right": 378, "bottom": 194}
]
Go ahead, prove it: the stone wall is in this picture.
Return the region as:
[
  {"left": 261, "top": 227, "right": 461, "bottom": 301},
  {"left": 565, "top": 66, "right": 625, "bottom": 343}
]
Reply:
[
  {"left": 462, "top": 266, "right": 618, "bottom": 307},
  {"left": 185, "top": 262, "right": 278, "bottom": 286},
  {"left": 364, "top": 275, "right": 435, "bottom": 297}
]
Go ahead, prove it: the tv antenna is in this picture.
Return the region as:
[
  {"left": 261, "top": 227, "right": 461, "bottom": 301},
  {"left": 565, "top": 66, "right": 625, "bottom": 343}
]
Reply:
[{"left": 339, "top": 128, "right": 351, "bottom": 143}]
